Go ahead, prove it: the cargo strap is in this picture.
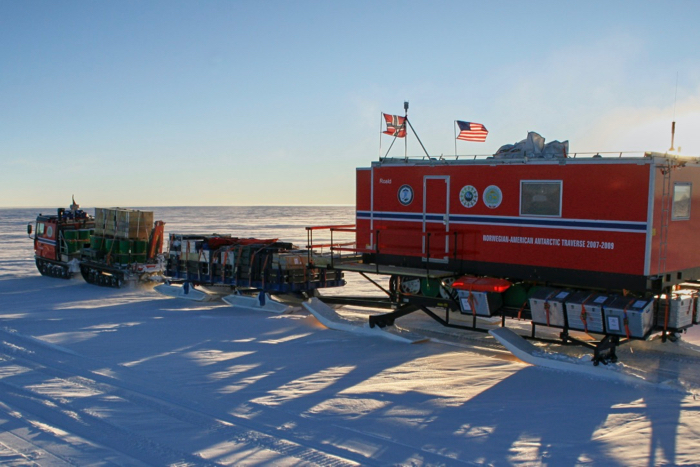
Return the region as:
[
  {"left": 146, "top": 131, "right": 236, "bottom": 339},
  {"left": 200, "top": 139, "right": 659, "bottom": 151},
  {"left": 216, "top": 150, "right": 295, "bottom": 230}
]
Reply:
[
  {"left": 468, "top": 290, "right": 477, "bottom": 317},
  {"left": 248, "top": 249, "right": 258, "bottom": 287},
  {"left": 109, "top": 217, "right": 121, "bottom": 265},
  {"left": 221, "top": 249, "right": 228, "bottom": 282},
  {"left": 136, "top": 212, "right": 141, "bottom": 245},
  {"left": 622, "top": 299, "right": 635, "bottom": 339},
  {"left": 517, "top": 300, "right": 528, "bottom": 320},
  {"left": 197, "top": 248, "right": 204, "bottom": 282},
  {"left": 260, "top": 254, "right": 270, "bottom": 289},
  {"left": 543, "top": 291, "right": 556, "bottom": 327},
  {"left": 580, "top": 295, "right": 591, "bottom": 334},
  {"left": 220, "top": 246, "right": 235, "bottom": 282},
  {"left": 234, "top": 245, "right": 244, "bottom": 278},
  {"left": 248, "top": 245, "right": 269, "bottom": 287}
]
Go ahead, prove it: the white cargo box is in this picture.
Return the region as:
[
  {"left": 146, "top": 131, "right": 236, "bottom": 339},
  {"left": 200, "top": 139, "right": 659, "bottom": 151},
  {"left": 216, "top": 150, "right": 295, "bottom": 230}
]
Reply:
[
  {"left": 457, "top": 290, "right": 503, "bottom": 316},
  {"left": 656, "top": 292, "right": 694, "bottom": 329},
  {"left": 565, "top": 292, "right": 611, "bottom": 333},
  {"left": 198, "top": 250, "right": 210, "bottom": 263},
  {"left": 180, "top": 240, "right": 199, "bottom": 261},
  {"left": 603, "top": 296, "right": 654, "bottom": 338},
  {"left": 213, "top": 249, "right": 236, "bottom": 265},
  {"left": 529, "top": 287, "right": 570, "bottom": 327}
]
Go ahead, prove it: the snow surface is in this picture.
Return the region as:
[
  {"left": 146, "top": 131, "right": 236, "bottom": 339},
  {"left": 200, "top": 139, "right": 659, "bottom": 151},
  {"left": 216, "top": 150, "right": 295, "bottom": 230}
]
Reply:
[
  {"left": 1, "top": 276, "right": 700, "bottom": 466},
  {"left": 3, "top": 207, "right": 700, "bottom": 465}
]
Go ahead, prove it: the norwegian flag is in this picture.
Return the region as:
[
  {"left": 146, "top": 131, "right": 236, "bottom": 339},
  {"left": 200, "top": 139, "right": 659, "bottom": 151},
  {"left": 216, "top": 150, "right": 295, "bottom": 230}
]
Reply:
[
  {"left": 456, "top": 121, "right": 488, "bottom": 142},
  {"left": 382, "top": 113, "right": 406, "bottom": 138}
]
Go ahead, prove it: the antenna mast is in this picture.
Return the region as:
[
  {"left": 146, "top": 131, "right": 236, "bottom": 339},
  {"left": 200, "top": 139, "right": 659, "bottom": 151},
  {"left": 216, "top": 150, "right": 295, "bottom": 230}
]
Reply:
[{"left": 670, "top": 72, "right": 678, "bottom": 152}]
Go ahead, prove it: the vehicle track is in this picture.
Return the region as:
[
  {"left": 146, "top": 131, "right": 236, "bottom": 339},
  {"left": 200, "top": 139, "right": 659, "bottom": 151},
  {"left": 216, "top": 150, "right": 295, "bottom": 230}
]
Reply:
[
  {"left": 0, "top": 417, "right": 80, "bottom": 467},
  {"left": 0, "top": 335, "right": 359, "bottom": 466},
  {"left": 0, "top": 326, "right": 476, "bottom": 466}
]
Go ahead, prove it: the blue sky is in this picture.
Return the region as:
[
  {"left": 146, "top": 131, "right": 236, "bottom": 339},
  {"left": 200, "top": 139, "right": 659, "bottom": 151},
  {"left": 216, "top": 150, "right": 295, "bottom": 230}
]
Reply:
[{"left": 2, "top": 1, "right": 699, "bottom": 207}]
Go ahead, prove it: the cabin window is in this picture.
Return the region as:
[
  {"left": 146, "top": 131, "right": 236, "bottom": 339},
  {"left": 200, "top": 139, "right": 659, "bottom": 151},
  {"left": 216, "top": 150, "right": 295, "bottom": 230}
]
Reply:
[
  {"left": 37, "top": 223, "right": 45, "bottom": 235},
  {"left": 672, "top": 183, "right": 691, "bottom": 220},
  {"left": 520, "top": 181, "right": 562, "bottom": 217}
]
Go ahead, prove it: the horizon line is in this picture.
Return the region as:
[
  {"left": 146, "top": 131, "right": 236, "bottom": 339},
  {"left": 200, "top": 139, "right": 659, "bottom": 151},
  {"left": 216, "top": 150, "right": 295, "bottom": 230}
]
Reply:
[{"left": 0, "top": 204, "right": 356, "bottom": 209}]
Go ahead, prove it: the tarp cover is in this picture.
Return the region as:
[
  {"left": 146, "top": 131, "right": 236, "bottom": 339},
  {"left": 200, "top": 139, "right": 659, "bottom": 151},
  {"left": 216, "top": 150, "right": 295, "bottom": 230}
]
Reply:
[{"left": 495, "top": 132, "right": 569, "bottom": 159}]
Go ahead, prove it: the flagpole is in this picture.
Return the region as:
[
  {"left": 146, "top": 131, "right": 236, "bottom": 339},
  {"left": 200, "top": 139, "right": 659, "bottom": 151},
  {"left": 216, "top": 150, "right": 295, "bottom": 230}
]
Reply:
[
  {"left": 381, "top": 111, "right": 400, "bottom": 159},
  {"left": 381, "top": 105, "right": 410, "bottom": 159},
  {"left": 379, "top": 112, "right": 383, "bottom": 161},
  {"left": 383, "top": 131, "right": 400, "bottom": 158},
  {"left": 404, "top": 101, "right": 409, "bottom": 161},
  {"left": 454, "top": 120, "right": 457, "bottom": 157}
]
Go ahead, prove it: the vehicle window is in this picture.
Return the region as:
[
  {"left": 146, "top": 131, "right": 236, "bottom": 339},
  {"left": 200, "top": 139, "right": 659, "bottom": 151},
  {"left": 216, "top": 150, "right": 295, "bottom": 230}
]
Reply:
[
  {"left": 38, "top": 223, "right": 45, "bottom": 235},
  {"left": 520, "top": 181, "right": 562, "bottom": 217},
  {"left": 672, "top": 183, "right": 691, "bottom": 220}
]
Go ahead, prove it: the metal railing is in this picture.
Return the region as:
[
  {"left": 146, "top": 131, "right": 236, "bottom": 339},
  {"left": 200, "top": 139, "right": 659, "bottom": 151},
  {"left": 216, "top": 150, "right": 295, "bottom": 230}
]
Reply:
[
  {"left": 380, "top": 151, "right": 652, "bottom": 162},
  {"left": 305, "top": 222, "right": 463, "bottom": 274},
  {"left": 305, "top": 224, "right": 357, "bottom": 268}
]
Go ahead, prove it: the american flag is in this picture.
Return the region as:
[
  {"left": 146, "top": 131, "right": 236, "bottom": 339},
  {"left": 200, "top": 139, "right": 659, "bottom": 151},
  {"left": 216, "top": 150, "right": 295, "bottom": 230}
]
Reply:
[
  {"left": 456, "top": 121, "right": 488, "bottom": 142},
  {"left": 383, "top": 113, "right": 406, "bottom": 138}
]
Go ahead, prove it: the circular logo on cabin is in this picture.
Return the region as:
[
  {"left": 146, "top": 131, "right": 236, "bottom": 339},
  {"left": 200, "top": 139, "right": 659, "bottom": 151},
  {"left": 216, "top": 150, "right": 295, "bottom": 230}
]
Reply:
[
  {"left": 46, "top": 226, "right": 53, "bottom": 238},
  {"left": 459, "top": 185, "right": 478, "bottom": 208},
  {"left": 398, "top": 184, "right": 414, "bottom": 206},
  {"left": 483, "top": 185, "right": 503, "bottom": 209}
]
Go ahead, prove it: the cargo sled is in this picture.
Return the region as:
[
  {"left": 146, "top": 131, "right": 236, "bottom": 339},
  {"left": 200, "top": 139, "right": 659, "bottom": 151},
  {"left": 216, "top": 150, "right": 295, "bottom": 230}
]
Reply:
[
  {"left": 163, "top": 233, "right": 346, "bottom": 303},
  {"left": 79, "top": 208, "right": 166, "bottom": 287}
]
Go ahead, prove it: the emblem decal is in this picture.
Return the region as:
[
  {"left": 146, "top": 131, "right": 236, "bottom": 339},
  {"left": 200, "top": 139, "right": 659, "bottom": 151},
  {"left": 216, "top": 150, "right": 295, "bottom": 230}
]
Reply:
[
  {"left": 483, "top": 185, "right": 503, "bottom": 209},
  {"left": 398, "top": 184, "right": 414, "bottom": 206},
  {"left": 459, "top": 185, "right": 478, "bottom": 208}
]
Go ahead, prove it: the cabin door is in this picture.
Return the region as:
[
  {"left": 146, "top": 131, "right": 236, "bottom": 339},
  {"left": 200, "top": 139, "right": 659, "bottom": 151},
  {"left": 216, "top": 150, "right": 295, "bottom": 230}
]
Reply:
[{"left": 422, "top": 176, "right": 450, "bottom": 262}]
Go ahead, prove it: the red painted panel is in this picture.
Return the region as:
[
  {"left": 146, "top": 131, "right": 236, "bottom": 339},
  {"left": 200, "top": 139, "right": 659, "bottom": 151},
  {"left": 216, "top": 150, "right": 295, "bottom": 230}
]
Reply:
[
  {"left": 649, "top": 164, "right": 700, "bottom": 275},
  {"left": 356, "top": 169, "right": 371, "bottom": 211},
  {"left": 35, "top": 219, "right": 58, "bottom": 260},
  {"left": 424, "top": 177, "right": 449, "bottom": 260},
  {"left": 365, "top": 162, "right": 650, "bottom": 221},
  {"left": 356, "top": 160, "right": 657, "bottom": 276}
]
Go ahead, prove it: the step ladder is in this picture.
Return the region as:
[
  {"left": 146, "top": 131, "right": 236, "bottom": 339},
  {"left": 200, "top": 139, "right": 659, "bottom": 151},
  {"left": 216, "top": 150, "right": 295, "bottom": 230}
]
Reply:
[{"left": 657, "top": 163, "right": 672, "bottom": 277}]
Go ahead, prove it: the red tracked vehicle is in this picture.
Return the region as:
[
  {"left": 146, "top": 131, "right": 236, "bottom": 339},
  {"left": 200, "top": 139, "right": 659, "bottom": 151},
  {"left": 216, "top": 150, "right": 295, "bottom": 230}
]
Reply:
[
  {"left": 30, "top": 199, "right": 95, "bottom": 279},
  {"left": 30, "top": 201, "right": 166, "bottom": 288}
]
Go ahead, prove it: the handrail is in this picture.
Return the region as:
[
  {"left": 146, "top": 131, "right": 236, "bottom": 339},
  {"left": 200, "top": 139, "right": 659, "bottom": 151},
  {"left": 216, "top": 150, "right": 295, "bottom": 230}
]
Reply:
[
  {"left": 306, "top": 224, "right": 358, "bottom": 268},
  {"left": 306, "top": 222, "right": 462, "bottom": 273},
  {"left": 305, "top": 224, "right": 355, "bottom": 231},
  {"left": 380, "top": 151, "right": 652, "bottom": 162},
  {"left": 307, "top": 241, "right": 355, "bottom": 249}
]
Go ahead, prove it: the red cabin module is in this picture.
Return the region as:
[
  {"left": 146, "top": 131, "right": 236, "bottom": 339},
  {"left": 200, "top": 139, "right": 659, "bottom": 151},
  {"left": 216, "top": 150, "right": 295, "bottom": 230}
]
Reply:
[{"left": 356, "top": 152, "right": 700, "bottom": 294}]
